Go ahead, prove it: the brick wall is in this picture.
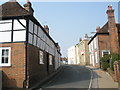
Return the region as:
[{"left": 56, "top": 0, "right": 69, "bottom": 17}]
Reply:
[
  {"left": 0, "top": 43, "right": 55, "bottom": 88},
  {"left": 0, "top": 43, "right": 26, "bottom": 88},
  {"left": 27, "top": 44, "right": 55, "bottom": 87},
  {"left": 97, "top": 34, "right": 110, "bottom": 67},
  {"left": 98, "top": 34, "right": 110, "bottom": 57}
]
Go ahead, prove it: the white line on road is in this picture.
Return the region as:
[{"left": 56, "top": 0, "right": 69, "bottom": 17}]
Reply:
[{"left": 87, "top": 67, "right": 93, "bottom": 90}]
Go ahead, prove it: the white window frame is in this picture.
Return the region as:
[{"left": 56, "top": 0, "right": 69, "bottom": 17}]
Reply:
[
  {"left": 49, "top": 55, "right": 53, "bottom": 65},
  {"left": 39, "top": 50, "right": 44, "bottom": 64},
  {"left": 102, "top": 50, "right": 110, "bottom": 57},
  {"left": 0, "top": 47, "right": 11, "bottom": 66}
]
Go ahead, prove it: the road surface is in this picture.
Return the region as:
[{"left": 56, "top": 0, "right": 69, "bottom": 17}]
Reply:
[{"left": 39, "top": 65, "right": 94, "bottom": 89}]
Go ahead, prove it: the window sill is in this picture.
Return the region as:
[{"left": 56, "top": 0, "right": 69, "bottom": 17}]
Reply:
[{"left": 0, "top": 64, "right": 11, "bottom": 67}]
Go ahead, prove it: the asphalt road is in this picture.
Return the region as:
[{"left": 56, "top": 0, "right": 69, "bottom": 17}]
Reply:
[{"left": 40, "top": 65, "right": 92, "bottom": 89}]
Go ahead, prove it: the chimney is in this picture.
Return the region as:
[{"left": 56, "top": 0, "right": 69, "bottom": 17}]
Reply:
[
  {"left": 79, "top": 38, "right": 82, "bottom": 42},
  {"left": 84, "top": 34, "right": 88, "bottom": 38},
  {"left": 24, "top": 0, "right": 34, "bottom": 15},
  {"left": 44, "top": 25, "right": 49, "bottom": 34},
  {"left": 96, "top": 26, "right": 100, "bottom": 32},
  {"left": 106, "top": 5, "right": 120, "bottom": 53},
  {"left": 106, "top": 5, "right": 114, "bottom": 18}
]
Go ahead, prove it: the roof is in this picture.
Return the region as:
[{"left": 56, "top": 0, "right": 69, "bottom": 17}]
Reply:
[
  {"left": 88, "top": 22, "right": 109, "bottom": 45},
  {"left": 0, "top": 0, "right": 61, "bottom": 50},
  {"left": 97, "top": 22, "right": 108, "bottom": 33},
  {"left": 88, "top": 22, "right": 120, "bottom": 45},
  {"left": 0, "top": 0, "right": 29, "bottom": 18}
]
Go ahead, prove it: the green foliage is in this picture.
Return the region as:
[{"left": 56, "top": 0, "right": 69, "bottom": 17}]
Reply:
[
  {"left": 101, "top": 55, "right": 110, "bottom": 70},
  {"left": 110, "top": 53, "right": 120, "bottom": 70},
  {"left": 101, "top": 53, "right": 120, "bottom": 71}
]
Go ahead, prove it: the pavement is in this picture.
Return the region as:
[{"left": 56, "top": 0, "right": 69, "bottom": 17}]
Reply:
[{"left": 86, "top": 66, "right": 118, "bottom": 89}]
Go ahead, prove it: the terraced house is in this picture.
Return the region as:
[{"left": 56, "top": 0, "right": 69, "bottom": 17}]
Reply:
[{"left": 0, "top": 0, "right": 61, "bottom": 88}]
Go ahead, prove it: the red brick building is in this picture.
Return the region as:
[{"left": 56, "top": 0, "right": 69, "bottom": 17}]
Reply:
[
  {"left": 88, "top": 5, "right": 120, "bottom": 67},
  {"left": 0, "top": 0, "right": 61, "bottom": 88}
]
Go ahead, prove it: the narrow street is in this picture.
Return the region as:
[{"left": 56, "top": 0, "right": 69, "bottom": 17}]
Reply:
[
  {"left": 35, "top": 65, "right": 118, "bottom": 90},
  {"left": 38, "top": 65, "right": 92, "bottom": 89}
]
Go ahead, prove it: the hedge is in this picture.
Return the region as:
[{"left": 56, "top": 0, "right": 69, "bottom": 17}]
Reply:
[{"left": 100, "top": 53, "right": 120, "bottom": 71}]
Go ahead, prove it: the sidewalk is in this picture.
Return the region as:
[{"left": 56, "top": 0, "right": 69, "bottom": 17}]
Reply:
[
  {"left": 96, "top": 69, "right": 118, "bottom": 88},
  {"left": 86, "top": 66, "right": 118, "bottom": 88}
]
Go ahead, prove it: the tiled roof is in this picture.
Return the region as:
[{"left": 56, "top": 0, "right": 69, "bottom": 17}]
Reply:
[
  {"left": 88, "top": 22, "right": 120, "bottom": 45},
  {"left": 97, "top": 22, "right": 108, "bottom": 33},
  {"left": 88, "top": 22, "right": 109, "bottom": 45},
  {"left": 0, "top": 0, "right": 30, "bottom": 18}
]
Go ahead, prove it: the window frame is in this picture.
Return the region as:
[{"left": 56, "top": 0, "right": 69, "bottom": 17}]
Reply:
[
  {"left": 0, "top": 47, "right": 11, "bottom": 67},
  {"left": 102, "top": 50, "right": 110, "bottom": 57},
  {"left": 39, "top": 50, "right": 44, "bottom": 64},
  {"left": 49, "top": 54, "right": 53, "bottom": 65}
]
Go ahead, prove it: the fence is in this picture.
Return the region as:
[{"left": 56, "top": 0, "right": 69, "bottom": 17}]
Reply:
[{"left": 114, "top": 61, "right": 120, "bottom": 89}]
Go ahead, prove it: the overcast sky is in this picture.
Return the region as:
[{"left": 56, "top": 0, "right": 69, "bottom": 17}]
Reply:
[{"left": 0, "top": 1, "right": 119, "bottom": 57}]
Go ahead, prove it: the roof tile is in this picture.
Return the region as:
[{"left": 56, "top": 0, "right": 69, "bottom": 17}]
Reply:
[{"left": 0, "top": 0, "right": 30, "bottom": 17}]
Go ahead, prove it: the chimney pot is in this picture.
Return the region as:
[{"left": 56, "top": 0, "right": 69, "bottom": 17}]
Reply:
[
  {"left": 106, "top": 5, "right": 114, "bottom": 16},
  {"left": 108, "top": 5, "right": 112, "bottom": 10}
]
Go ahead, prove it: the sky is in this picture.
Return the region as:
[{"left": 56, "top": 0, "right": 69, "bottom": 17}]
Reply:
[{"left": 0, "top": 0, "right": 119, "bottom": 57}]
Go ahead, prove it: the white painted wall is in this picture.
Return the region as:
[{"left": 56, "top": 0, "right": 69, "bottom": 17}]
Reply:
[
  {"left": 89, "top": 36, "right": 99, "bottom": 66},
  {"left": 13, "top": 19, "right": 26, "bottom": 30},
  {"left": 0, "top": 32, "right": 11, "bottom": 42},
  {"left": 0, "top": 19, "right": 26, "bottom": 42},
  {"left": 13, "top": 30, "right": 26, "bottom": 42},
  {"left": 0, "top": 20, "right": 12, "bottom": 31},
  {"left": 75, "top": 45, "right": 80, "bottom": 64},
  {"left": 68, "top": 46, "right": 76, "bottom": 64}
]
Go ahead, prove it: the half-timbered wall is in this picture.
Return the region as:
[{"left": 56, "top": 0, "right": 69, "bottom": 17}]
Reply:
[
  {"left": 0, "top": 19, "right": 56, "bottom": 57},
  {"left": 0, "top": 19, "right": 26, "bottom": 43},
  {"left": 28, "top": 20, "right": 55, "bottom": 56}
]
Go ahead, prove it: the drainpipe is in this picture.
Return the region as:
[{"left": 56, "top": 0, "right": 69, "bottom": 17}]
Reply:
[{"left": 24, "top": 18, "right": 29, "bottom": 88}]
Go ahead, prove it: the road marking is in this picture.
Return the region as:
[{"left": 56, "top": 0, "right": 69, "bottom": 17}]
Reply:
[{"left": 87, "top": 67, "right": 93, "bottom": 90}]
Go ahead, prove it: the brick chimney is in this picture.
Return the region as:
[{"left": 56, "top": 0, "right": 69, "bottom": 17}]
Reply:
[
  {"left": 24, "top": 0, "right": 34, "bottom": 15},
  {"left": 84, "top": 34, "right": 88, "bottom": 38},
  {"left": 79, "top": 38, "right": 82, "bottom": 42},
  {"left": 44, "top": 25, "right": 49, "bottom": 34},
  {"left": 96, "top": 26, "right": 100, "bottom": 32},
  {"left": 106, "top": 5, "right": 120, "bottom": 53}
]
